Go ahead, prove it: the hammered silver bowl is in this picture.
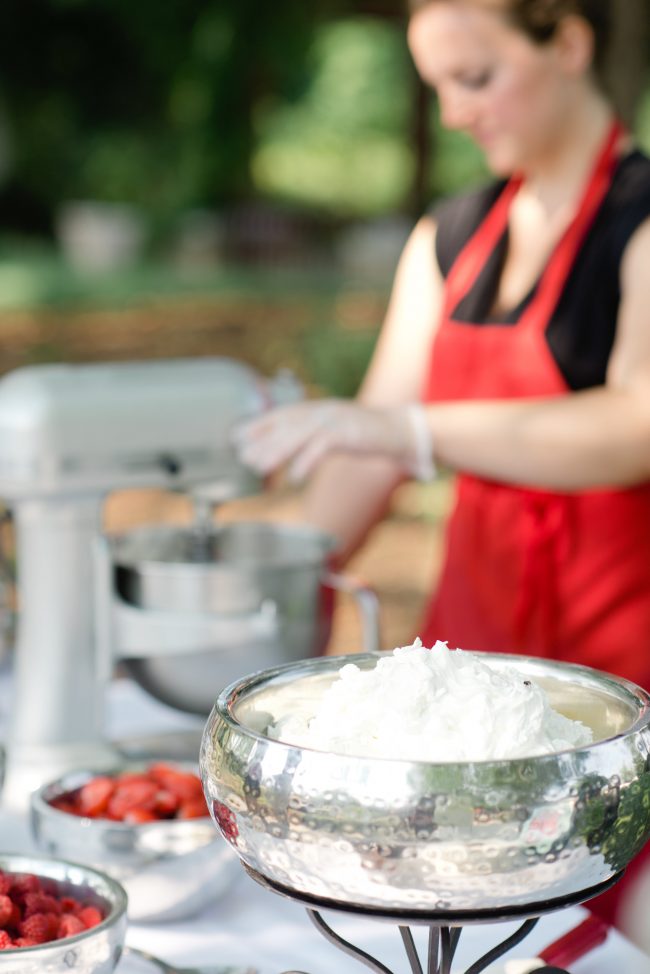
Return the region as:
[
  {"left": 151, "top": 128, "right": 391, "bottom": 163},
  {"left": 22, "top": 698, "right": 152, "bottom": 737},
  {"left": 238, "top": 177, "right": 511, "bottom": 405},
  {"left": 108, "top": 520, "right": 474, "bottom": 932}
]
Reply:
[
  {"left": 30, "top": 762, "right": 240, "bottom": 923},
  {"left": 0, "top": 851, "right": 127, "bottom": 974},
  {"left": 200, "top": 652, "right": 650, "bottom": 914}
]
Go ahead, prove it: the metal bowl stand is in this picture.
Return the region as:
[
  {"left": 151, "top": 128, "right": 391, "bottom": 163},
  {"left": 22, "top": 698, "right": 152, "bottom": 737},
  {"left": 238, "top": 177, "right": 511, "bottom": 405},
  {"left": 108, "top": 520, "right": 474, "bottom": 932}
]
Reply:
[{"left": 244, "top": 864, "right": 622, "bottom": 974}]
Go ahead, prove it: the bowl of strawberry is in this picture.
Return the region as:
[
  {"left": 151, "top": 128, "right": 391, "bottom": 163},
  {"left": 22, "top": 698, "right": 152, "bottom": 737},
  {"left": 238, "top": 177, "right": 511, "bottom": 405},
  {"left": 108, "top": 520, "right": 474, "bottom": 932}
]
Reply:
[
  {"left": 0, "top": 851, "right": 127, "bottom": 973},
  {"left": 30, "top": 761, "right": 239, "bottom": 924}
]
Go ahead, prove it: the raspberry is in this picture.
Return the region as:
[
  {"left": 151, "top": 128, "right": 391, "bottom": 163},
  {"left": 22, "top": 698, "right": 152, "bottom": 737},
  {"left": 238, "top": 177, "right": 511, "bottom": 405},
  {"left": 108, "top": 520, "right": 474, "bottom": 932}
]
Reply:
[
  {"left": 213, "top": 800, "right": 239, "bottom": 842},
  {"left": 0, "top": 870, "right": 106, "bottom": 950},
  {"left": 58, "top": 914, "right": 85, "bottom": 938},
  {"left": 23, "top": 892, "right": 63, "bottom": 917},
  {"left": 0, "top": 894, "right": 15, "bottom": 928},
  {"left": 59, "top": 896, "right": 82, "bottom": 914},
  {"left": 0, "top": 873, "right": 10, "bottom": 896},
  {"left": 10, "top": 874, "right": 41, "bottom": 900},
  {"left": 18, "top": 913, "right": 55, "bottom": 944},
  {"left": 44, "top": 912, "right": 60, "bottom": 938},
  {"left": 77, "top": 905, "right": 103, "bottom": 929}
]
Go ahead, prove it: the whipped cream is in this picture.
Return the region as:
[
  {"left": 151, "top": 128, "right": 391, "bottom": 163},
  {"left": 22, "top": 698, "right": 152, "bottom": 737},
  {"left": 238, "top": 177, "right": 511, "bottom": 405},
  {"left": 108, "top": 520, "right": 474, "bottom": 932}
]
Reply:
[{"left": 268, "top": 640, "right": 593, "bottom": 761}]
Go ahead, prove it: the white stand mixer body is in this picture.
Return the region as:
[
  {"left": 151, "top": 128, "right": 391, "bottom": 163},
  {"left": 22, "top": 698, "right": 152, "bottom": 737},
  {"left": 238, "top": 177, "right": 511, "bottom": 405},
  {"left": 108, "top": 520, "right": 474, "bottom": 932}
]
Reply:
[{"left": 0, "top": 357, "right": 297, "bottom": 807}]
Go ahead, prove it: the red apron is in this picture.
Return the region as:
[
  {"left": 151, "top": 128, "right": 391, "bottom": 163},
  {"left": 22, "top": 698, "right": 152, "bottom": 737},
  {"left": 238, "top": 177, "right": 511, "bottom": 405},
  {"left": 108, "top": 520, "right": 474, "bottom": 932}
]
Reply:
[{"left": 420, "top": 120, "right": 650, "bottom": 924}]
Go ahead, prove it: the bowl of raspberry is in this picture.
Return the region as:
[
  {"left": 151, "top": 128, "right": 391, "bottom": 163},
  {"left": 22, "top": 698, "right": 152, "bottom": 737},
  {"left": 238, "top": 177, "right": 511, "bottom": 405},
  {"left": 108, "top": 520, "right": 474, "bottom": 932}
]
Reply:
[
  {"left": 0, "top": 851, "right": 127, "bottom": 973},
  {"left": 30, "top": 761, "right": 239, "bottom": 923}
]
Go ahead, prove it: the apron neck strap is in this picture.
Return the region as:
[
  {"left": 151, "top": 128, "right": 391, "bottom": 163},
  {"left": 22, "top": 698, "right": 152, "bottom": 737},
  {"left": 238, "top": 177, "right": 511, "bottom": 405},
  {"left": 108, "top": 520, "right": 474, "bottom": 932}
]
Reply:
[
  {"left": 442, "top": 116, "right": 625, "bottom": 325},
  {"left": 520, "top": 116, "right": 625, "bottom": 331},
  {"left": 442, "top": 175, "right": 522, "bottom": 314}
]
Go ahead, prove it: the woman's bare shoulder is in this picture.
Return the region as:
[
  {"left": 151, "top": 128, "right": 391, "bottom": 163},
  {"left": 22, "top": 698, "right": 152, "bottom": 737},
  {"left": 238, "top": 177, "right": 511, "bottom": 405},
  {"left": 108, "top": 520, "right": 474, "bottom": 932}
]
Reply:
[{"left": 620, "top": 211, "right": 650, "bottom": 286}]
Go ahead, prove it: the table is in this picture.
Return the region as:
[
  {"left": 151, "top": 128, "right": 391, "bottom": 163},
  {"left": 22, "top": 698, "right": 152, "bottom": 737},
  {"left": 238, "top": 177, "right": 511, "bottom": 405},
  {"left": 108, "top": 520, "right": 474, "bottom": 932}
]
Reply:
[{"left": 1, "top": 671, "right": 650, "bottom": 974}]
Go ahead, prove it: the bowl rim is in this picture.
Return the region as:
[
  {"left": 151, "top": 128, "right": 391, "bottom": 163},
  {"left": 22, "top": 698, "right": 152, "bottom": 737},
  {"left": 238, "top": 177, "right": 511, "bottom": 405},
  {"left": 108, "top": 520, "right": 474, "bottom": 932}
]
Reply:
[
  {"left": 0, "top": 850, "right": 127, "bottom": 954},
  {"left": 208, "top": 650, "right": 650, "bottom": 769},
  {"left": 108, "top": 519, "right": 337, "bottom": 573}
]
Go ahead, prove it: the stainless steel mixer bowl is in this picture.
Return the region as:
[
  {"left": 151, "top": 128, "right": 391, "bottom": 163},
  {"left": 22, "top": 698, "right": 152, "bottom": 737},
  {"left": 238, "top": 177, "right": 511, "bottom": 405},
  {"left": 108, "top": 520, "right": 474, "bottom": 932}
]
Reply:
[
  {"left": 110, "top": 521, "right": 338, "bottom": 715},
  {"left": 200, "top": 652, "right": 650, "bottom": 914}
]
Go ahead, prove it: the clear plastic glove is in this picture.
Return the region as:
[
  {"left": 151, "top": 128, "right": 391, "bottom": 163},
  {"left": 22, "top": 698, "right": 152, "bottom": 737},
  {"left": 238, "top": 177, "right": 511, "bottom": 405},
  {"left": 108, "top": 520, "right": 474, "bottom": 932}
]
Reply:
[{"left": 232, "top": 399, "right": 435, "bottom": 482}]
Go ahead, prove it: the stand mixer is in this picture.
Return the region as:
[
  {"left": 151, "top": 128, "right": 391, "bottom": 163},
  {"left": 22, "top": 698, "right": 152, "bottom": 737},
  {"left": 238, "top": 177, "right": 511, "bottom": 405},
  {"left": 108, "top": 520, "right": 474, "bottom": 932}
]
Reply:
[{"left": 0, "top": 356, "right": 309, "bottom": 808}]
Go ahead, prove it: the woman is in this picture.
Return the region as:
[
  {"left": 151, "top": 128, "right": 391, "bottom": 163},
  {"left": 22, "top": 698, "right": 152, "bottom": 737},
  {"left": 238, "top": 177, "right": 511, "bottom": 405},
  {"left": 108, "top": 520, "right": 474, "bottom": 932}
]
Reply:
[{"left": 235, "top": 0, "right": 650, "bottom": 925}]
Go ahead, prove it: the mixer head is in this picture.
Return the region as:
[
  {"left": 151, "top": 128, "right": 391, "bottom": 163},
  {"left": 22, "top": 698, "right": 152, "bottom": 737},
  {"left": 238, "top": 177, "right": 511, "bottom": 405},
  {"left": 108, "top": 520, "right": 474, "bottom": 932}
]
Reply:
[{"left": 0, "top": 357, "right": 301, "bottom": 500}]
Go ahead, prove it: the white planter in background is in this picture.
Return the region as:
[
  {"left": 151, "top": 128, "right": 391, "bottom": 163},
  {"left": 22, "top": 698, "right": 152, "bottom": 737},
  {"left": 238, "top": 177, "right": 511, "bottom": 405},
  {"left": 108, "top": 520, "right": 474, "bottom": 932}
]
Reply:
[{"left": 56, "top": 200, "right": 147, "bottom": 272}]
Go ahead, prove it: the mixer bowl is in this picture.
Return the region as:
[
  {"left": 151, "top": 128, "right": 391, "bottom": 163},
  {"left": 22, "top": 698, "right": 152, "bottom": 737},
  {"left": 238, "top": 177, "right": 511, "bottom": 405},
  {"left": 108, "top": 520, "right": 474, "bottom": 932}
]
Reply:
[
  {"left": 109, "top": 521, "right": 338, "bottom": 715},
  {"left": 200, "top": 652, "right": 650, "bottom": 914}
]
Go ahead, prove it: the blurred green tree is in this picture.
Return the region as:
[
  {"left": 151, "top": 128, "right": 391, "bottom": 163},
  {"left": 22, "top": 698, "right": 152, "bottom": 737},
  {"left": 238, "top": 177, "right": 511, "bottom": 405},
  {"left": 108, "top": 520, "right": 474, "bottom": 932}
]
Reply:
[
  {"left": 0, "top": 0, "right": 319, "bottom": 230},
  {"left": 251, "top": 17, "right": 416, "bottom": 216},
  {"left": 0, "top": 0, "right": 647, "bottom": 236}
]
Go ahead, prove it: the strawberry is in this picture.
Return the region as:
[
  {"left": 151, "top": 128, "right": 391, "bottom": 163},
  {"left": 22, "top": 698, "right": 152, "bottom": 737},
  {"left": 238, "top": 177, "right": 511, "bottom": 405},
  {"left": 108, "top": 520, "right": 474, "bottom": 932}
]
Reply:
[
  {"left": 49, "top": 763, "right": 206, "bottom": 822},
  {"left": 50, "top": 797, "right": 79, "bottom": 815},
  {"left": 177, "top": 797, "right": 209, "bottom": 819},
  {"left": 153, "top": 788, "right": 179, "bottom": 818},
  {"left": 106, "top": 779, "right": 158, "bottom": 819},
  {"left": 148, "top": 764, "right": 203, "bottom": 802},
  {"left": 123, "top": 807, "right": 158, "bottom": 824},
  {"left": 77, "top": 776, "right": 115, "bottom": 817}
]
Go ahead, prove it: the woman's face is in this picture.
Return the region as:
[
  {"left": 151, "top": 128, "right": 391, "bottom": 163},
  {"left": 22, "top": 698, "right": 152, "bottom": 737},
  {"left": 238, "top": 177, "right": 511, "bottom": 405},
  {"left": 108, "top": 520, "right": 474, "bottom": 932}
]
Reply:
[{"left": 407, "top": 1, "right": 582, "bottom": 175}]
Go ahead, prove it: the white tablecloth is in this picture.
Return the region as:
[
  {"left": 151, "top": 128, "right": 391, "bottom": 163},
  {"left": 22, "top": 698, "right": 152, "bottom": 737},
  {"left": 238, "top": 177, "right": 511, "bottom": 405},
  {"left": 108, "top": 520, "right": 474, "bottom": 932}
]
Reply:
[{"left": 1, "top": 671, "right": 650, "bottom": 974}]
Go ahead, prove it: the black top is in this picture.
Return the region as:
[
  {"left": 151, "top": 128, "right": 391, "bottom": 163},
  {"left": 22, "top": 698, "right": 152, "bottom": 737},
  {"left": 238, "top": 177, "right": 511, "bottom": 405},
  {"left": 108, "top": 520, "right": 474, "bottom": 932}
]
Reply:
[{"left": 433, "top": 150, "right": 650, "bottom": 390}]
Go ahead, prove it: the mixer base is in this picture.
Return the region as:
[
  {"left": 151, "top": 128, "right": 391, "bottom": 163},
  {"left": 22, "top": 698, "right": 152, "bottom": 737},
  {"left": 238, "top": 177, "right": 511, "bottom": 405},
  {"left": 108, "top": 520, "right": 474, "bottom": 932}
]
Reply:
[{"left": 244, "top": 864, "right": 622, "bottom": 974}]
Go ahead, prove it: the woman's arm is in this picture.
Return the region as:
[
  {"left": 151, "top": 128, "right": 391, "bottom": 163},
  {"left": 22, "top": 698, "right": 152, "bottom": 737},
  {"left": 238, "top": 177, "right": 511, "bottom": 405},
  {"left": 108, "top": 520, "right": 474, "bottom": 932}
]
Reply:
[
  {"left": 238, "top": 213, "right": 650, "bottom": 557},
  {"left": 298, "top": 214, "right": 444, "bottom": 562},
  {"left": 428, "top": 216, "right": 650, "bottom": 490}
]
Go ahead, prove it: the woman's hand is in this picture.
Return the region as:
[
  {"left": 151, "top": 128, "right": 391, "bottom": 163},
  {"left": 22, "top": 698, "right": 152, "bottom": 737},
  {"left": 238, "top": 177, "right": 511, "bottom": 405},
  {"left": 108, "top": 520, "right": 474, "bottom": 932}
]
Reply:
[{"left": 232, "top": 399, "right": 435, "bottom": 482}]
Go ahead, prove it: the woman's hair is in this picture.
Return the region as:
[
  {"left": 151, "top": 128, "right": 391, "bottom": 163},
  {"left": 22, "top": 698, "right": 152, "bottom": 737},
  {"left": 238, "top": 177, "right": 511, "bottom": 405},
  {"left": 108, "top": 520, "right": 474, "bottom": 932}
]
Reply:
[{"left": 407, "top": 1, "right": 611, "bottom": 72}]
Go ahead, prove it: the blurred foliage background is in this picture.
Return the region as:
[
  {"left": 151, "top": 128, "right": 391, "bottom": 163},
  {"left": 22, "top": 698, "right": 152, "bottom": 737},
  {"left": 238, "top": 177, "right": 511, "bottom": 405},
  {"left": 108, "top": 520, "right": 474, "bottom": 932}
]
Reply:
[
  {"left": 0, "top": 0, "right": 648, "bottom": 394},
  {"left": 0, "top": 0, "right": 647, "bottom": 654}
]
